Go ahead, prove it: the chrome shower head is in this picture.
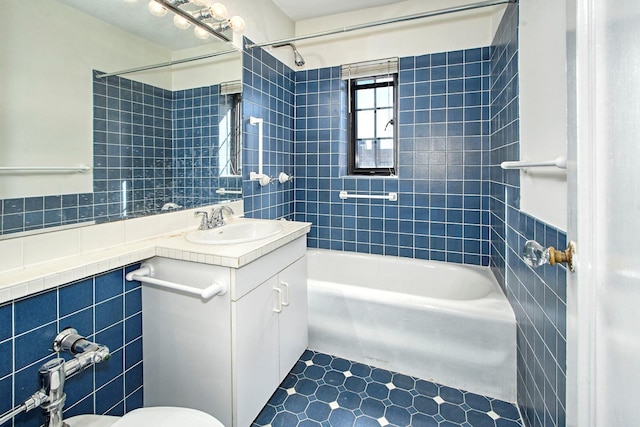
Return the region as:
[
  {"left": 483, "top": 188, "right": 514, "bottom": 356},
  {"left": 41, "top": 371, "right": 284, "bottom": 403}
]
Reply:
[
  {"left": 274, "top": 43, "right": 305, "bottom": 67},
  {"left": 291, "top": 45, "right": 305, "bottom": 67}
]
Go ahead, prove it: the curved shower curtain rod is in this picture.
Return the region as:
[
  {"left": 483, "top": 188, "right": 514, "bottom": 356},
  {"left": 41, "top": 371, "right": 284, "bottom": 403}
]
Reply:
[{"left": 245, "top": 0, "right": 516, "bottom": 50}]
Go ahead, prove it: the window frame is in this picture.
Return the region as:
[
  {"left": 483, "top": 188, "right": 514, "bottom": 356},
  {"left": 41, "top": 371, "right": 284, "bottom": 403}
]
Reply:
[
  {"left": 347, "top": 74, "right": 399, "bottom": 176},
  {"left": 218, "top": 92, "right": 243, "bottom": 177}
]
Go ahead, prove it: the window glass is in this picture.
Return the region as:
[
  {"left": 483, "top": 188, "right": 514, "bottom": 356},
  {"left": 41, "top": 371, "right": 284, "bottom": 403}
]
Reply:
[{"left": 348, "top": 75, "right": 397, "bottom": 175}]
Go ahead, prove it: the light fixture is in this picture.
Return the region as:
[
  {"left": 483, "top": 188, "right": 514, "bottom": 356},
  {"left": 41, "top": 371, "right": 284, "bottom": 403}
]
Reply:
[
  {"left": 148, "top": 0, "right": 167, "bottom": 17},
  {"left": 227, "top": 15, "right": 245, "bottom": 32},
  {"left": 173, "top": 14, "right": 191, "bottom": 29},
  {"left": 194, "top": 26, "right": 211, "bottom": 39},
  {"left": 209, "top": 3, "right": 228, "bottom": 20},
  {"left": 142, "top": 0, "right": 245, "bottom": 42}
]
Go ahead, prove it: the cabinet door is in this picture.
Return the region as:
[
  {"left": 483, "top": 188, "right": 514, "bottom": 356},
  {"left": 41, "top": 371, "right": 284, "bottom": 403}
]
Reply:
[
  {"left": 277, "top": 256, "right": 308, "bottom": 380},
  {"left": 232, "top": 275, "right": 280, "bottom": 427}
]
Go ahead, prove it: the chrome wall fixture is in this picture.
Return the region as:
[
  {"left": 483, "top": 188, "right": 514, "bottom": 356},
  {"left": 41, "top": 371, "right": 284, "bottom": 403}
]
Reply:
[
  {"left": 273, "top": 43, "right": 306, "bottom": 67},
  {"left": 0, "top": 328, "right": 110, "bottom": 427},
  {"left": 129, "top": 0, "right": 245, "bottom": 43}
]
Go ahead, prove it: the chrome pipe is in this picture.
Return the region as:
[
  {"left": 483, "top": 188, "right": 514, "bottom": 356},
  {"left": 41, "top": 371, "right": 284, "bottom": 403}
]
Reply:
[
  {"left": 39, "top": 359, "right": 67, "bottom": 427},
  {"left": 95, "top": 48, "right": 238, "bottom": 79},
  {"left": 273, "top": 43, "right": 305, "bottom": 66},
  {"left": 246, "top": 0, "right": 516, "bottom": 50},
  {"left": 0, "top": 405, "right": 27, "bottom": 426},
  {"left": 0, "top": 390, "right": 49, "bottom": 427}
]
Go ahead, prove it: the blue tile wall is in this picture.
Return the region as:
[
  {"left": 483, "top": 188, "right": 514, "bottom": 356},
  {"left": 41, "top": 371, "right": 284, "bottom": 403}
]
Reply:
[
  {"left": 242, "top": 38, "right": 296, "bottom": 220},
  {"left": 294, "top": 50, "right": 492, "bottom": 265},
  {"left": 0, "top": 194, "right": 96, "bottom": 236},
  {"left": 0, "top": 266, "right": 143, "bottom": 427},
  {"left": 173, "top": 85, "right": 242, "bottom": 207},
  {"left": 0, "top": 75, "right": 241, "bottom": 236},
  {"left": 93, "top": 73, "right": 174, "bottom": 221},
  {"left": 490, "top": 4, "right": 566, "bottom": 427}
]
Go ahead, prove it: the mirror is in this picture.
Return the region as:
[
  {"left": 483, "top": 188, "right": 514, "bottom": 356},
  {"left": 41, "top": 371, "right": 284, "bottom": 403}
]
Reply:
[{"left": 0, "top": 0, "right": 242, "bottom": 237}]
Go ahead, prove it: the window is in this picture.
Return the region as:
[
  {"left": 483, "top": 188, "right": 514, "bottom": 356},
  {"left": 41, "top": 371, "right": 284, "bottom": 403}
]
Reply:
[
  {"left": 218, "top": 85, "right": 242, "bottom": 177},
  {"left": 348, "top": 74, "right": 398, "bottom": 176},
  {"left": 349, "top": 76, "right": 397, "bottom": 174}
]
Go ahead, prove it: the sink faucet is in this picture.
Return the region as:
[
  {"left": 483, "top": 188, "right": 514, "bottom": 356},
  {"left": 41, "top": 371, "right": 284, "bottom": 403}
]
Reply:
[
  {"left": 194, "top": 211, "right": 212, "bottom": 230},
  {"left": 194, "top": 206, "right": 235, "bottom": 230},
  {"left": 211, "top": 205, "right": 235, "bottom": 227}
]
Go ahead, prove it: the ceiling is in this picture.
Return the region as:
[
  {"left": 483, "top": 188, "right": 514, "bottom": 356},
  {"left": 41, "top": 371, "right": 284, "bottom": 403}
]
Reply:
[
  {"left": 272, "top": 0, "right": 408, "bottom": 21},
  {"left": 56, "top": 0, "right": 410, "bottom": 51}
]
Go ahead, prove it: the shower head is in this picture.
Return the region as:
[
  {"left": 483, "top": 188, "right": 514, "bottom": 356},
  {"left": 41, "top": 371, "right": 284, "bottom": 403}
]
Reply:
[{"left": 274, "top": 43, "right": 305, "bottom": 67}]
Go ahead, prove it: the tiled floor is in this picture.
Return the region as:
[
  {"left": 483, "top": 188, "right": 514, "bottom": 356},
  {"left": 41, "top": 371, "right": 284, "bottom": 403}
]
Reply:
[{"left": 253, "top": 350, "right": 523, "bottom": 427}]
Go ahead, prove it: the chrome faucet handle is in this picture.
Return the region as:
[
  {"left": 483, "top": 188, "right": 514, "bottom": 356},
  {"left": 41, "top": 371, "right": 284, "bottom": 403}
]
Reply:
[
  {"left": 211, "top": 206, "right": 235, "bottom": 227},
  {"left": 194, "top": 211, "right": 211, "bottom": 230}
]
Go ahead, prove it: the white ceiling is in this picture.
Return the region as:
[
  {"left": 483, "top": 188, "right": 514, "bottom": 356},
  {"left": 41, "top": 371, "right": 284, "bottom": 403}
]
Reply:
[
  {"left": 55, "top": 0, "right": 409, "bottom": 51},
  {"left": 272, "top": 0, "right": 408, "bottom": 21}
]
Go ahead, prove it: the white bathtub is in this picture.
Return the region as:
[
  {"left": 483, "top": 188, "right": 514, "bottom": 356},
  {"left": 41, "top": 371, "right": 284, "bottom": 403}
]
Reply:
[{"left": 307, "top": 249, "right": 517, "bottom": 402}]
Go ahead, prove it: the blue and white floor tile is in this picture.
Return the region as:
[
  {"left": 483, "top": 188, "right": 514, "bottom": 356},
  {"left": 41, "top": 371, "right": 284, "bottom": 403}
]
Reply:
[{"left": 252, "top": 350, "right": 523, "bottom": 427}]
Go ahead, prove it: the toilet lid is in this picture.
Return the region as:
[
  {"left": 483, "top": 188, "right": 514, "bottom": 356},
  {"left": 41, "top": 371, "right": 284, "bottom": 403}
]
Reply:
[{"left": 112, "top": 407, "right": 224, "bottom": 427}]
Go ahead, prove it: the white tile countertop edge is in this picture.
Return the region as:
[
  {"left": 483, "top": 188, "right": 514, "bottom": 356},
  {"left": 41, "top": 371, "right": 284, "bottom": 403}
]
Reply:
[{"left": 0, "top": 211, "right": 311, "bottom": 305}]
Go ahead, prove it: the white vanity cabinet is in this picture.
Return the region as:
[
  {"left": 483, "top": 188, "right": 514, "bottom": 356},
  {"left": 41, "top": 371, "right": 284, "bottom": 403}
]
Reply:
[
  {"left": 141, "top": 236, "right": 308, "bottom": 427},
  {"left": 232, "top": 255, "right": 307, "bottom": 427}
]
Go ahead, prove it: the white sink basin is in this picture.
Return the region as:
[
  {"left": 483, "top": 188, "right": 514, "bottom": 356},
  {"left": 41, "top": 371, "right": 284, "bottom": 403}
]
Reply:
[{"left": 185, "top": 220, "right": 284, "bottom": 245}]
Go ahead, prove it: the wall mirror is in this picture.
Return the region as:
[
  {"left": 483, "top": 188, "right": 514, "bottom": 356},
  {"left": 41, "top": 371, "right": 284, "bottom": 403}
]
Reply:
[{"left": 0, "top": 0, "right": 243, "bottom": 238}]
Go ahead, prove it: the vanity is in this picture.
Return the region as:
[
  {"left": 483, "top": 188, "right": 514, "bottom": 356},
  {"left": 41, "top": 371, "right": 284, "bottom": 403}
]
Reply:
[
  {"left": 0, "top": 200, "right": 310, "bottom": 427},
  {"left": 136, "top": 218, "right": 310, "bottom": 427}
]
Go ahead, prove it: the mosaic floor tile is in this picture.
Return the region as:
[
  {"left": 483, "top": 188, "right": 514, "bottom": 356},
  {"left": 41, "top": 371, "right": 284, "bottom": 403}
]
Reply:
[{"left": 252, "top": 350, "right": 523, "bottom": 427}]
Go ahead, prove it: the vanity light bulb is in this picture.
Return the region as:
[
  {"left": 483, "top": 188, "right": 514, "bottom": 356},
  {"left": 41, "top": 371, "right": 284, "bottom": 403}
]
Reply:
[
  {"left": 148, "top": 0, "right": 167, "bottom": 17},
  {"left": 228, "top": 15, "right": 245, "bottom": 32},
  {"left": 173, "top": 14, "right": 191, "bottom": 29},
  {"left": 194, "top": 26, "right": 211, "bottom": 39},
  {"left": 209, "top": 3, "right": 228, "bottom": 20}
]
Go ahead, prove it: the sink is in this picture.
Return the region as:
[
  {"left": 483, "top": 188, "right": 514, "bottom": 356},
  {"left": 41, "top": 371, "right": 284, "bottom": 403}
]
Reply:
[{"left": 185, "top": 220, "right": 284, "bottom": 245}]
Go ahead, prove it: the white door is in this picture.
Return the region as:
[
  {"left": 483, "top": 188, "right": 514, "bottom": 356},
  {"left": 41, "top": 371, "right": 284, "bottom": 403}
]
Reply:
[{"left": 567, "top": 0, "right": 640, "bottom": 425}]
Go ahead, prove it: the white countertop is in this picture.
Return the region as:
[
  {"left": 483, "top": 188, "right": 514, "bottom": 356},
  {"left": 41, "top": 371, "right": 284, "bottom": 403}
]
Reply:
[{"left": 0, "top": 217, "right": 311, "bottom": 304}]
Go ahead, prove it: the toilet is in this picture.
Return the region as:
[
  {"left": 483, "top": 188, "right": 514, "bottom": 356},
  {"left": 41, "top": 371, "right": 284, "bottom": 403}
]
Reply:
[{"left": 65, "top": 407, "right": 224, "bottom": 427}]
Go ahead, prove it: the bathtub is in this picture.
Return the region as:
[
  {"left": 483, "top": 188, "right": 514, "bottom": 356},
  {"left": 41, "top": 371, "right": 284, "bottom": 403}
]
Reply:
[{"left": 307, "top": 249, "right": 517, "bottom": 402}]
